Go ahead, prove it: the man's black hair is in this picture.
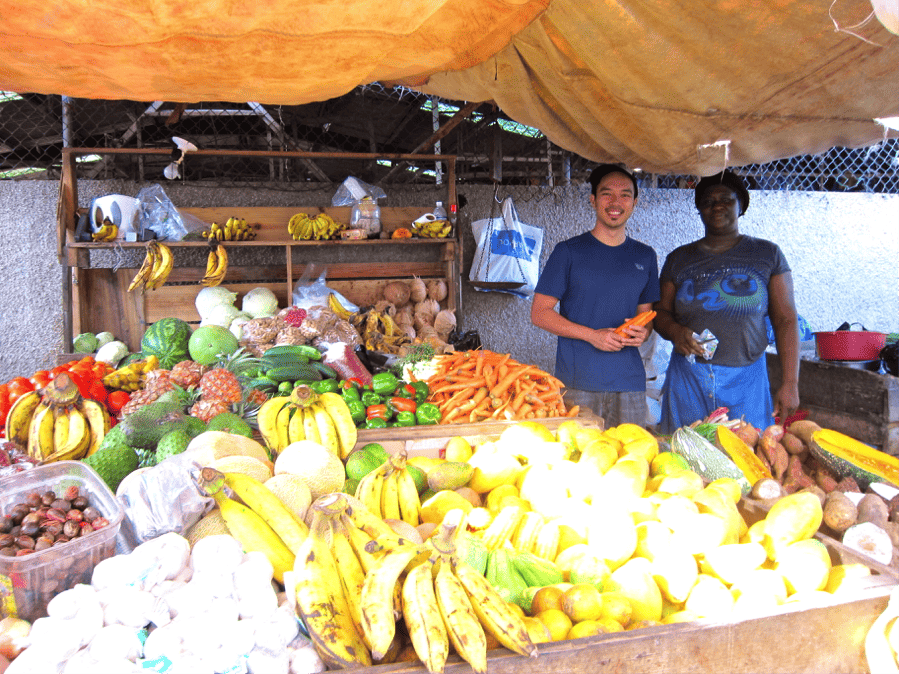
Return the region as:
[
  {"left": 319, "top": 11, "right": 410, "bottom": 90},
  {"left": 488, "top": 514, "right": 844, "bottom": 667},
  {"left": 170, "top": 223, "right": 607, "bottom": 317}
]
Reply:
[{"left": 588, "top": 164, "right": 639, "bottom": 200}]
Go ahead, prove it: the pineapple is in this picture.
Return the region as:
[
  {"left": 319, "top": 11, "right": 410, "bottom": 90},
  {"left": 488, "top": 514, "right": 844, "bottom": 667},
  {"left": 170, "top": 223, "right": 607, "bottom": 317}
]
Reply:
[
  {"left": 121, "top": 369, "right": 174, "bottom": 416},
  {"left": 190, "top": 398, "right": 231, "bottom": 423},
  {"left": 188, "top": 348, "right": 264, "bottom": 425},
  {"left": 198, "top": 368, "right": 243, "bottom": 404},
  {"left": 170, "top": 360, "right": 206, "bottom": 389}
]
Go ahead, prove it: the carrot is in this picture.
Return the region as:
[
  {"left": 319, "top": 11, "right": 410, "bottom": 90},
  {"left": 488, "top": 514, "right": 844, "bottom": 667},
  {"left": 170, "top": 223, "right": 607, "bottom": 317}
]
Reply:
[
  {"left": 431, "top": 378, "right": 487, "bottom": 396},
  {"left": 566, "top": 405, "right": 580, "bottom": 417},
  {"left": 490, "top": 365, "right": 534, "bottom": 399},
  {"left": 614, "top": 310, "right": 657, "bottom": 336}
]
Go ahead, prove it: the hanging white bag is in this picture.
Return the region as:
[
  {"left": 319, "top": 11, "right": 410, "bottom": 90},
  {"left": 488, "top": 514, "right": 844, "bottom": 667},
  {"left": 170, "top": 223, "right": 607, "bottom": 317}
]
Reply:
[{"left": 469, "top": 196, "right": 543, "bottom": 298}]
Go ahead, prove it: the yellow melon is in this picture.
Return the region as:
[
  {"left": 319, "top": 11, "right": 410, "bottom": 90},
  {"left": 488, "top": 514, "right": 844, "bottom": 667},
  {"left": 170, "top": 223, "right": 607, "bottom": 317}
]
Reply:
[
  {"left": 210, "top": 455, "right": 273, "bottom": 483},
  {"left": 185, "top": 430, "right": 274, "bottom": 470},
  {"left": 264, "top": 473, "right": 313, "bottom": 524},
  {"left": 275, "top": 440, "right": 345, "bottom": 499}
]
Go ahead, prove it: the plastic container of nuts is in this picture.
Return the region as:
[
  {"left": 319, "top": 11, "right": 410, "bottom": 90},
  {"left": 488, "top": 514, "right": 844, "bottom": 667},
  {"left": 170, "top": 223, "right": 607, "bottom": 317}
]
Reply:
[{"left": 0, "top": 461, "right": 123, "bottom": 621}]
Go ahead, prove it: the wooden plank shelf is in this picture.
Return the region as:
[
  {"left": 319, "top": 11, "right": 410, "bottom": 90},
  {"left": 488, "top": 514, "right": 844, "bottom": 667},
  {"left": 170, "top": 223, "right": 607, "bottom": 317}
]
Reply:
[{"left": 57, "top": 148, "right": 462, "bottom": 353}]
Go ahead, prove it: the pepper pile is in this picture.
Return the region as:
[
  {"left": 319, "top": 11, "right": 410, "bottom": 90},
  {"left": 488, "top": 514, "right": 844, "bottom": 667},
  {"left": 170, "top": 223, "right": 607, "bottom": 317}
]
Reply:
[{"left": 338, "top": 372, "right": 442, "bottom": 429}]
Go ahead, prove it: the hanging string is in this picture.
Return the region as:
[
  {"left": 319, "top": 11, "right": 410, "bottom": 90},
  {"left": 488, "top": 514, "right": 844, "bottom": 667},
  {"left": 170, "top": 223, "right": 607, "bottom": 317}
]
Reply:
[
  {"left": 828, "top": 0, "right": 884, "bottom": 46},
  {"left": 696, "top": 139, "right": 732, "bottom": 175}
]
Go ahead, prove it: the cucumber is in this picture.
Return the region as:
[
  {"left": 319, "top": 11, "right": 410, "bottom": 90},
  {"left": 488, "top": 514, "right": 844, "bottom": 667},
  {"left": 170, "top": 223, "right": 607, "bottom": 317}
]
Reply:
[
  {"left": 263, "top": 345, "right": 315, "bottom": 359},
  {"left": 265, "top": 364, "right": 323, "bottom": 383},
  {"left": 248, "top": 376, "right": 279, "bottom": 390},
  {"left": 310, "top": 361, "right": 339, "bottom": 380},
  {"left": 262, "top": 353, "right": 310, "bottom": 371},
  {"left": 291, "top": 344, "right": 323, "bottom": 361}
]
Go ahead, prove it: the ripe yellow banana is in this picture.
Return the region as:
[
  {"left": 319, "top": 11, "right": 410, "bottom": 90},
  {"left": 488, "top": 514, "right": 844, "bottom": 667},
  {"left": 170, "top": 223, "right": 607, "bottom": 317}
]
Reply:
[
  {"left": 213, "top": 491, "right": 294, "bottom": 583},
  {"left": 402, "top": 561, "right": 449, "bottom": 674},
  {"left": 42, "top": 407, "right": 91, "bottom": 463},
  {"left": 256, "top": 395, "right": 291, "bottom": 454},
  {"left": 310, "top": 402, "right": 340, "bottom": 456},
  {"left": 329, "top": 515, "right": 370, "bottom": 646},
  {"left": 360, "top": 542, "right": 423, "bottom": 659},
  {"left": 127, "top": 243, "right": 158, "bottom": 292},
  {"left": 27, "top": 402, "right": 55, "bottom": 460},
  {"left": 146, "top": 242, "right": 174, "bottom": 290},
  {"left": 81, "top": 398, "right": 110, "bottom": 457},
  {"left": 301, "top": 406, "right": 321, "bottom": 445},
  {"left": 344, "top": 497, "right": 402, "bottom": 542},
  {"left": 52, "top": 407, "right": 69, "bottom": 451},
  {"left": 287, "top": 406, "right": 306, "bottom": 444},
  {"left": 295, "top": 511, "right": 372, "bottom": 669},
  {"left": 201, "top": 243, "right": 228, "bottom": 287},
  {"left": 452, "top": 558, "right": 537, "bottom": 658},
  {"left": 435, "top": 559, "right": 488, "bottom": 674},
  {"left": 380, "top": 468, "right": 402, "bottom": 522},
  {"left": 396, "top": 467, "right": 421, "bottom": 527},
  {"left": 276, "top": 403, "right": 293, "bottom": 451},
  {"left": 338, "top": 512, "right": 382, "bottom": 574},
  {"left": 5, "top": 391, "right": 42, "bottom": 447},
  {"left": 223, "top": 472, "right": 308, "bottom": 554},
  {"left": 317, "top": 392, "right": 358, "bottom": 460},
  {"left": 355, "top": 461, "right": 390, "bottom": 519}
]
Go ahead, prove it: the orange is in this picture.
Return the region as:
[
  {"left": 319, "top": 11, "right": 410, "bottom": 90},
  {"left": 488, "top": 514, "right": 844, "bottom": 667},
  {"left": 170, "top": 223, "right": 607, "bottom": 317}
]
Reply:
[
  {"left": 530, "top": 586, "right": 565, "bottom": 614},
  {"left": 566, "top": 619, "right": 608, "bottom": 640},
  {"left": 650, "top": 451, "right": 690, "bottom": 477},
  {"left": 561, "top": 583, "right": 604, "bottom": 622},
  {"left": 534, "top": 608, "right": 573, "bottom": 641}
]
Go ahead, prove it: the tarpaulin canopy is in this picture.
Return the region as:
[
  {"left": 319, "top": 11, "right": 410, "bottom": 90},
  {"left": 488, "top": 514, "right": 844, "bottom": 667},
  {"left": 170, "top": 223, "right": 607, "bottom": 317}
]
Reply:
[{"left": 1, "top": 0, "right": 897, "bottom": 174}]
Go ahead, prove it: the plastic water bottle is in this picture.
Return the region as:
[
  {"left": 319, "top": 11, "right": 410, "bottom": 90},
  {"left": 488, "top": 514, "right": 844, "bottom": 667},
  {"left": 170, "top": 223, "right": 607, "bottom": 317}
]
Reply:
[{"left": 433, "top": 201, "right": 447, "bottom": 220}]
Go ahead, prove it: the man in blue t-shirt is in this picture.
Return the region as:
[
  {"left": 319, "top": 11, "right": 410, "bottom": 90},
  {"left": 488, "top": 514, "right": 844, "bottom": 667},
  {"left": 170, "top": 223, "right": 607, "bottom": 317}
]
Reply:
[{"left": 531, "top": 164, "right": 660, "bottom": 426}]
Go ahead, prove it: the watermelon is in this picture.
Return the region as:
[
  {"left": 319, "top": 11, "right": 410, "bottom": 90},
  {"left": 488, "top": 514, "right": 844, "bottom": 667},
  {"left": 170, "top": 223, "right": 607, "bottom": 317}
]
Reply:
[{"left": 141, "top": 317, "right": 192, "bottom": 368}]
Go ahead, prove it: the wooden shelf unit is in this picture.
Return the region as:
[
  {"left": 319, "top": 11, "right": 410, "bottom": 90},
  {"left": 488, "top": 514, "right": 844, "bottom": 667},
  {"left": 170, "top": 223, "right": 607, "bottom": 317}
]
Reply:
[{"left": 58, "top": 148, "right": 461, "bottom": 353}]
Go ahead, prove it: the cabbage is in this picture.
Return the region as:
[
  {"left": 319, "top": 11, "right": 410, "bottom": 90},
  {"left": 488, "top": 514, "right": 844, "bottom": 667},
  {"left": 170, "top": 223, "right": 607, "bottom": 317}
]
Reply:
[
  {"left": 96, "top": 331, "right": 116, "bottom": 348},
  {"left": 200, "top": 304, "right": 244, "bottom": 329},
  {"left": 195, "top": 286, "right": 238, "bottom": 318},
  {"left": 230, "top": 315, "right": 250, "bottom": 340},
  {"left": 73, "top": 332, "right": 99, "bottom": 354},
  {"left": 242, "top": 287, "right": 279, "bottom": 319},
  {"left": 96, "top": 340, "right": 129, "bottom": 366}
]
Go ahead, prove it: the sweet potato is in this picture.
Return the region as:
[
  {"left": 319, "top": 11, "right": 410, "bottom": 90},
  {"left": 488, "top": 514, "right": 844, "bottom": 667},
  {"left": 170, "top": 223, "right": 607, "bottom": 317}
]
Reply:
[
  {"left": 823, "top": 491, "right": 858, "bottom": 533},
  {"left": 783, "top": 455, "right": 816, "bottom": 494},
  {"left": 733, "top": 421, "right": 760, "bottom": 449},
  {"left": 815, "top": 465, "right": 839, "bottom": 493},
  {"left": 788, "top": 419, "right": 823, "bottom": 446},
  {"left": 837, "top": 476, "right": 862, "bottom": 493},
  {"left": 771, "top": 442, "right": 789, "bottom": 482}
]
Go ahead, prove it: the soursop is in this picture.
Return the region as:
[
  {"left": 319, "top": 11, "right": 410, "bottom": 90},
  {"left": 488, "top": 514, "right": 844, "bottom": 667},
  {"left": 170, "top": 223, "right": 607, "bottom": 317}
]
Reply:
[
  {"left": 83, "top": 443, "right": 139, "bottom": 493},
  {"left": 118, "top": 401, "right": 188, "bottom": 448},
  {"left": 155, "top": 429, "right": 190, "bottom": 463}
]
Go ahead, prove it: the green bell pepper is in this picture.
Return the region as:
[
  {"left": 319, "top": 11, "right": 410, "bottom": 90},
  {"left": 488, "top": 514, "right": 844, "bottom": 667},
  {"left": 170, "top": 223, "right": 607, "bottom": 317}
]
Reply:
[
  {"left": 361, "top": 390, "right": 384, "bottom": 407},
  {"left": 416, "top": 402, "right": 441, "bottom": 425},
  {"left": 346, "top": 399, "right": 366, "bottom": 426},
  {"left": 410, "top": 381, "right": 430, "bottom": 405},
  {"left": 311, "top": 378, "right": 340, "bottom": 394},
  {"left": 342, "top": 385, "right": 361, "bottom": 403},
  {"left": 371, "top": 372, "right": 399, "bottom": 397},
  {"left": 277, "top": 381, "right": 294, "bottom": 395},
  {"left": 364, "top": 417, "right": 388, "bottom": 430},
  {"left": 392, "top": 411, "right": 417, "bottom": 427}
]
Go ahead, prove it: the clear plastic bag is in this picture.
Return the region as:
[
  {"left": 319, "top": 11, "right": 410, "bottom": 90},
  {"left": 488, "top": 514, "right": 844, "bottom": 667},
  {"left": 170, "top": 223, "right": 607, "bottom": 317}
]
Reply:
[
  {"left": 292, "top": 264, "right": 359, "bottom": 314},
  {"left": 135, "top": 184, "right": 205, "bottom": 241},
  {"left": 331, "top": 176, "right": 387, "bottom": 207}
]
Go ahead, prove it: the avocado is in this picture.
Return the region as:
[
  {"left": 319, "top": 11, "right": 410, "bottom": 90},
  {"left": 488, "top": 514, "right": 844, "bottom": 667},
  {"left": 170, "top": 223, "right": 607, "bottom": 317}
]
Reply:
[{"left": 118, "top": 401, "right": 189, "bottom": 448}]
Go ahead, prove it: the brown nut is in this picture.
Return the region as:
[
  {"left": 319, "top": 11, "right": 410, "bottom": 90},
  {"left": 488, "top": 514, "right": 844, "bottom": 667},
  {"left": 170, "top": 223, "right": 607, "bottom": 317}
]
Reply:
[
  {"left": 34, "top": 537, "right": 53, "bottom": 552},
  {"left": 45, "top": 509, "right": 67, "bottom": 523},
  {"left": 62, "top": 520, "right": 80, "bottom": 538},
  {"left": 53, "top": 536, "right": 70, "bottom": 546},
  {"left": 64, "top": 486, "right": 80, "bottom": 502},
  {"left": 41, "top": 520, "right": 64, "bottom": 537},
  {"left": 81, "top": 507, "right": 101, "bottom": 523},
  {"left": 50, "top": 499, "right": 71, "bottom": 512},
  {"left": 41, "top": 491, "right": 57, "bottom": 506},
  {"left": 0, "top": 516, "right": 13, "bottom": 533},
  {"left": 71, "top": 496, "right": 90, "bottom": 510},
  {"left": 10, "top": 505, "right": 30, "bottom": 524},
  {"left": 16, "top": 535, "right": 35, "bottom": 550},
  {"left": 21, "top": 512, "right": 43, "bottom": 527},
  {"left": 65, "top": 510, "right": 83, "bottom": 523},
  {"left": 15, "top": 549, "right": 34, "bottom": 556},
  {"left": 0, "top": 546, "right": 17, "bottom": 557},
  {"left": 25, "top": 492, "right": 43, "bottom": 509},
  {"left": 91, "top": 517, "right": 110, "bottom": 531},
  {"left": 20, "top": 521, "right": 40, "bottom": 538}
]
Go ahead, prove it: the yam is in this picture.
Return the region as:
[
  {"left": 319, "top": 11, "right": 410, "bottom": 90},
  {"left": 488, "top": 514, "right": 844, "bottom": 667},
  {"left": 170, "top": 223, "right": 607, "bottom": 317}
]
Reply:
[
  {"left": 857, "top": 493, "right": 890, "bottom": 528},
  {"left": 383, "top": 281, "right": 411, "bottom": 306},
  {"left": 781, "top": 432, "right": 806, "bottom": 456},
  {"left": 823, "top": 491, "right": 858, "bottom": 533},
  {"left": 789, "top": 420, "right": 823, "bottom": 446},
  {"left": 797, "top": 485, "right": 826, "bottom": 507},
  {"left": 889, "top": 494, "right": 899, "bottom": 523},
  {"left": 750, "top": 478, "right": 784, "bottom": 501}
]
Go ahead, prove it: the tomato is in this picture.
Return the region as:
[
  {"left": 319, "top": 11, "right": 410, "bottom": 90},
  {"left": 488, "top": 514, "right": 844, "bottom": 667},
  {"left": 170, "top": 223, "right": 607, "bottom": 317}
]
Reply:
[
  {"left": 50, "top": 365, "right": 70, "bottom": 379},
  {"left": 0, "top": 384, "right": 10, "bottom": 425},
  {"left": 87, "top": 379, "right": 108, "bottom": 405},
  {"left": 6, "top": 377, "right": 35, "bottom": 405},
  {"left": 30, "top": 370, "right": 52, "bottom": 389},
  {"left": 106, "top": 390, "right": 131, "bottom": 413},
  {"left": 92, "top": 362, "right": 109, "bottom": 380},
  {"left": 65, "top": 370, "right": 93, "bottom": 399}
]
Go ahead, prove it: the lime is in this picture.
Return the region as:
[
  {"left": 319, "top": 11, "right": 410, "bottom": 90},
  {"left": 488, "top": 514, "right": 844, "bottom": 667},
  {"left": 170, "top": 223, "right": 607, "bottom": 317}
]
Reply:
[
  {"left": 346, "top": 450, "right": 382, "bottom": 481},
  {"left": 406, "top": 464, "right": 428, "bottom": 494},
  {"left": 361, "top": 442, "right": 390, "bottom": 464},
  {"left": 343, "top": 478, "right": 360, "bottom": 495}
]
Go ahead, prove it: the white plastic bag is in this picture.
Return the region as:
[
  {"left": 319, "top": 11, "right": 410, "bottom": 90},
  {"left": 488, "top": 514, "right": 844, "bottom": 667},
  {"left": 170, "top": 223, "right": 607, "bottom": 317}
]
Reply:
[
  {"left": 292, "top": 264, "right": 358, "bottom": 313},
  {"left": 469, "top": 196, "right": 543, "bottom": 298}
]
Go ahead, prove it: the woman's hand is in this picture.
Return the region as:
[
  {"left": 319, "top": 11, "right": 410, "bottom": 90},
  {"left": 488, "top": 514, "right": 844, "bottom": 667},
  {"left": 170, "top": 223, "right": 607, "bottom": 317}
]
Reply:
[
  {"left": 671, "top": 325, "right": 706, "bottom": 358},
  {"left": 773, "top": 382, "right": 800, "bottom": 423}
]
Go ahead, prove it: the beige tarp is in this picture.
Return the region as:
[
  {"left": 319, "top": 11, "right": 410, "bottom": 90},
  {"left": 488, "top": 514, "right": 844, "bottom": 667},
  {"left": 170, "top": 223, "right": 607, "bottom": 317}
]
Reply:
[{"left": 1, "top": 0, "right": 897, "bottom": 174}]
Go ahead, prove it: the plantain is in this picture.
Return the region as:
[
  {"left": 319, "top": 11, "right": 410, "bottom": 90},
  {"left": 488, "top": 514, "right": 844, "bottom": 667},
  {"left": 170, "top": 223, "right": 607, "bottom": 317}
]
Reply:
[{"left": 146, "top": 242, "right": 174, "bottom": 290}]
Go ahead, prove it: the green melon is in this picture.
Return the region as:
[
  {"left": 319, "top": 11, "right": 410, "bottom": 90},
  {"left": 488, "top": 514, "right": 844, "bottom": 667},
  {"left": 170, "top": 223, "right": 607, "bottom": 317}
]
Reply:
[
  {"left": 188, "top": 325, "right": 239, "bottom": 366},
  {"left": 141, "top": 318, "right": 191, "bottom": 369}
]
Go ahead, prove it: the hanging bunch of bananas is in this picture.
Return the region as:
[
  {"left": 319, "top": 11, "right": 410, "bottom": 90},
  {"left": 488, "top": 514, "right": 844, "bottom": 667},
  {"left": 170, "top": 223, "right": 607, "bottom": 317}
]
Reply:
[
  {"left": 292, "top": 493, "right": 538, "bottom": 672},
  {"left": 5, "top": 372, "right": 111, "bottom": 463},
  {"left": 91, "top": 218, "right": 119, "bottom": 242},
  {"left": 355, "top": 451, "right": 421, "bottom": 527},
  {"left": 201, "top": 242, "right": 228, "bottom": 287},
  {"left": 127, "top": 240, "right": 174, "bottom": 292},
  {"left": 288, "top": 212, "right": 345, "bottom": 241},
  {"left": 101, "top": 354, "right": 159, "bottom": 392},
  {"left": 412, "top": 218, "right": 452, "bottom": 238},
  {"left": 256, "top": 384, "right": 358, "bottom": 460},
  {"left": 350, "top": 306, "right": 409, "bottom": 354},
  {"left": 202, "top": 216, "right": 258, "bottom": 241}
]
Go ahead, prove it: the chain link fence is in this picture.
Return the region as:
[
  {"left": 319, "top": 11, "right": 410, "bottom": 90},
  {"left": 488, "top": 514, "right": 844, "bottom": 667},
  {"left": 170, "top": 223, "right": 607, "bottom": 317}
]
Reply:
[{"left": 2, "top": 85, "right": 897, "bottom": 196}]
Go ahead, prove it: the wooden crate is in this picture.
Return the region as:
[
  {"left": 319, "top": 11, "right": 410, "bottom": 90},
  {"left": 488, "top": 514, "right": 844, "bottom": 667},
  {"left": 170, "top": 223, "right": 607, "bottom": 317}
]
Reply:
[
  {"left": 767, "top": 353, "right": 899, "bottom": 455},
  {"left": 351, "top": 412, "right": 604, "bottom": 458},
  {"left": 351, "top": 500, "right": 897, "bottom": 674}
]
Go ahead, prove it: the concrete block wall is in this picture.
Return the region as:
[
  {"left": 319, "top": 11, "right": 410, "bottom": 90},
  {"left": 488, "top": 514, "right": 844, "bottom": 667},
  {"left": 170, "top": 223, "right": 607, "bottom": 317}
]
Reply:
[{"left": 1, "top": 179, "right": 896, "bottom": 384}]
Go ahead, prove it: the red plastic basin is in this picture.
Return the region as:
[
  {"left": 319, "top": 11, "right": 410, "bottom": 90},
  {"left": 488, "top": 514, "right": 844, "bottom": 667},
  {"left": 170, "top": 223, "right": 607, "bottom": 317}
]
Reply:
[{"left": 815, "top": 330, "right": 887, "bottom": 361}]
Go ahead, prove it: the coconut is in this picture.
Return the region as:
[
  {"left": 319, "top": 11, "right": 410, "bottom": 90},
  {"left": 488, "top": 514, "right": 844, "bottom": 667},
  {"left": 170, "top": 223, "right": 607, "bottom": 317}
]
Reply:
[
  {"left": 434, "top": 309, "right": 457, "bottom": 339},
  {"left": 409, "top": 276, "right": 428, "bottom": 303},
  {"left": 383, "top": 281, "right": 411, "bottom": 306},
  {"left": 426, "top": 279, "right": 448, "bottom": 303}
]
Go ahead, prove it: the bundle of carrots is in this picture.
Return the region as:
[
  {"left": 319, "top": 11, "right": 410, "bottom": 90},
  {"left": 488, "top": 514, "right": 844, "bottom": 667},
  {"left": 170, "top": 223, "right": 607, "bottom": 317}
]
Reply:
[
  {"left": 613, "top": 310, "right": 656, "bottom": 336},
  {"left": 416, "top": 349, "right": 579, "bottom": 425}
]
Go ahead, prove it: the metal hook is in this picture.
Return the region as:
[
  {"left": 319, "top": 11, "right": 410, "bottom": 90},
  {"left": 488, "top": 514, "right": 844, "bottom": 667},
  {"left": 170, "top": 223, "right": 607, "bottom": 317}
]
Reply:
[{"left": 492, "top": 181, "right": 502, "bottom": 204}]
